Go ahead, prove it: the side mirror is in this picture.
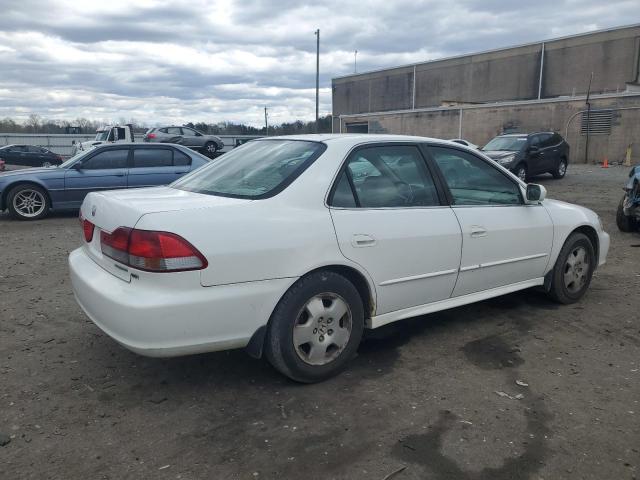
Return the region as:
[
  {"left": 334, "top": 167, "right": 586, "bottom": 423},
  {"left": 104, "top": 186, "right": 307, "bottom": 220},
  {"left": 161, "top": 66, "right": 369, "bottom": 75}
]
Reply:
[
  {"left": 72, "top": 162, "right": 83, "bottom": 170},
  {"left": 526, "top": 183, "right": 546, "bottom": 203},
  {"left": 529, "top": 145, "right": 540, "bottom": 154}
]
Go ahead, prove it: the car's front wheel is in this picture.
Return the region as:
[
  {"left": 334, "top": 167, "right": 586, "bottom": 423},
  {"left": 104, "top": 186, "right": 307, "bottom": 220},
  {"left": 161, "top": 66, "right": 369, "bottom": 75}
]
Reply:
[
  {"left": 552, "top": 158, "right": 567, "bottom": 179},
  {"left": 7, "top": 184, "right": 50, "bottom": 220},
  {"left": 203, "top": 141, "right": 218, "bottom": 157},
  {"left": 548, "top": 232, "right": 595, "bottom": 304},
  {"left": 514, "top": 163, "right": 528, "bottom": 182},
  {"left": 265, "top": 271, "right": 364, "bottom": 383}
]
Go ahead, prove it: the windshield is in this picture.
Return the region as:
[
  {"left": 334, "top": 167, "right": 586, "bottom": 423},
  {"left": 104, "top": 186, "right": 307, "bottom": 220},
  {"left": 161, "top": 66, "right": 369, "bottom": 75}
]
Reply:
[
  {"left": 482, "top": 136, "right": 527, "bottom": 152},
  {"left": 172, "top": 139, "right": 326, "bottom": 199},
  {"left": 59, "top": 149, "right": 93, "bottom": 168},
  {"left": 95, "top": 131, "right": 109, "bottom": 141}
]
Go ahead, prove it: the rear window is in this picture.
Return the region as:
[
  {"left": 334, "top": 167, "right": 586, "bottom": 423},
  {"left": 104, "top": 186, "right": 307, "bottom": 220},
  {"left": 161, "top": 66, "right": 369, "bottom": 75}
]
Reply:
[{"left": 172, "top": 139, "right": 326, "bottom": 199}]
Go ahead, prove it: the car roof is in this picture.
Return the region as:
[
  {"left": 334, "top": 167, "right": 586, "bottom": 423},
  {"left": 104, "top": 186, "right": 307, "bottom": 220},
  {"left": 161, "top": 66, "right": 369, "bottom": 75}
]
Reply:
[
  {"left": 85, "top": 142, "right": 210, "bottom": 160},
  {"left": 497, "top": 132, "right": 556, "bottom": 137},
  {"left": 257, "top": 134, "right": 468, "bottom": 147}
]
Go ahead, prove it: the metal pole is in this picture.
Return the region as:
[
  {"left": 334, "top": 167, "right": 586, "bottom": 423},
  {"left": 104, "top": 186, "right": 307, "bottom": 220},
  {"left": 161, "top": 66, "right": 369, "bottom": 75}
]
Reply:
[
  {"left": 315, "top": 29, "right": 320, "bottom": 132},
  {"left": 458, "top": 108, "right": 463, "bottom": 138},
  {"left": 412, "top": 65, "right": 416, "bottom": 110},
  {"left": 264, "top": 106, "right": 268, "bottom": 136},
  {"left": 537, "top": 42, "right": 545, "bottom": 100},
  {"left": 584, "top": 72, "right": 593, "bottom": 163},
  {"left": 354, "top": 50, "right": 357, "bottom": 73}
]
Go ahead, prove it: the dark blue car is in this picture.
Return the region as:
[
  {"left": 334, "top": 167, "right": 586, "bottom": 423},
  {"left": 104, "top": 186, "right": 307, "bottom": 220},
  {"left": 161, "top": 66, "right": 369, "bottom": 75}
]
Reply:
[{"left": 0, "top": 143, "right": 209, "bottom": 220}]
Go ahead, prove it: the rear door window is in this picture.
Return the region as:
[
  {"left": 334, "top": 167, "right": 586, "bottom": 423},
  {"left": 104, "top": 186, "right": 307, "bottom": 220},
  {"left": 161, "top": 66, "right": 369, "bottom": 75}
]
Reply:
[
  {"left": 330, "top": 145, "right": 440, "bottom": 208},
  {"left": 132, "top": 148, "right": 173, "bottom": 168},
  {"left": 173, "top": 150, "right": 192, "bottom": 166}
]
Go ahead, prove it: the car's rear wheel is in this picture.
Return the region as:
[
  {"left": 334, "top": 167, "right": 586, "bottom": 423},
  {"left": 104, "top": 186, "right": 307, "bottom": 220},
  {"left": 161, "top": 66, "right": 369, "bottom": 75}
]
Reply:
[
  {"left": 7, "top": 184, "right": 50, "bottom": 220},
  {"left": 616, "top": 196, "right": 637, "bottom": 232},
  {"left": 514, "top": 163, "right": 528, "bottom": 182},
  {"left": 552, "top": 158, "right": 567, "bottom": 179},
  {"left": 548, "top": 232, "right": 595, "bottom": 304},
  {"left": 265, "top": 271, "right": 364, "bottom": 383}
]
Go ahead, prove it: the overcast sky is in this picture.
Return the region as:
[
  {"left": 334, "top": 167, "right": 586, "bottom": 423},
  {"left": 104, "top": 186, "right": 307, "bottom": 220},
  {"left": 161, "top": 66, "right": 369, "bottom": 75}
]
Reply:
[{"left": 0, "top": 0, "right": 638, "bottom": 127}]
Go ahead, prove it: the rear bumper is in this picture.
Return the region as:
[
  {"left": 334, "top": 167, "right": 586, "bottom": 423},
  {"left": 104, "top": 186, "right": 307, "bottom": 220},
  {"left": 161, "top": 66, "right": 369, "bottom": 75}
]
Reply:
[{"left": 69, "top": 247, "right": 294, "bottom": 357}]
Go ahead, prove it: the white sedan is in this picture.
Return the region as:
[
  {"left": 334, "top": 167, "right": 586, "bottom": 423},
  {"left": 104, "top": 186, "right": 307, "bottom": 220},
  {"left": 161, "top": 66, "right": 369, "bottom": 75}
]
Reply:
[{"left": 69, "top": 135, "right": 609, "bottom": 382}]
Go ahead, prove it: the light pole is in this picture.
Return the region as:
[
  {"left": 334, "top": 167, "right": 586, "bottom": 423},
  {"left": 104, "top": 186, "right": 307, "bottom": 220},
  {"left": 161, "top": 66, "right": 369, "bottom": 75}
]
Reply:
[
  {"left": 315, "top": 29, "right": 320, "bottom": 133},
  {"left": 264, "top": 106, "right": 268, "bottom": 136},
  {"left": 354, "top": 50, "right": 358, "bottom": 73}
]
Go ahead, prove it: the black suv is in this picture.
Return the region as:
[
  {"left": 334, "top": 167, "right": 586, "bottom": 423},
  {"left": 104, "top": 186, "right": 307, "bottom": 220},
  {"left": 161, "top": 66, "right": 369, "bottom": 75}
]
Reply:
[{"left": 481, "top": 132, "right": 570, "bottom": 181}]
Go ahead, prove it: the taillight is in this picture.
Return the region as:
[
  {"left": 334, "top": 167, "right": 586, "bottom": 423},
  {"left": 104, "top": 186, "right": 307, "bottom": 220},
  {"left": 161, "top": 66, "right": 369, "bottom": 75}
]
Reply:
[
  {"left": 100, "top": 227, "right": 131, "bottom": 264},
  {"left": 146, "top": 133, "right": 156, "bottom": 139},
  {"left": 79, "top": 212, "right": 94, "bottom": 242},
  {"left": 100, "top": 228, "right": 206, "bottom": 272}
]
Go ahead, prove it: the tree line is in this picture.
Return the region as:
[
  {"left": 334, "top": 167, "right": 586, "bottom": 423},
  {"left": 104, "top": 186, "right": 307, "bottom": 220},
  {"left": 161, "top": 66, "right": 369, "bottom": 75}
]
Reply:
[{"left": 0, "top": 114, "right": 333, "bottom": 135}]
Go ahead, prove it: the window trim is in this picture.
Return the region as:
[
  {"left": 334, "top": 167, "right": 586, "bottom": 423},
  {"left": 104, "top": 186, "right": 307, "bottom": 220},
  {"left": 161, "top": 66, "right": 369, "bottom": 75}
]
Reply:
[
  {"left": 423, "top": 143, "right": 525, "bottom": 207},
  {"left": 327, "top": 142, "right": 448, "bottom": 210}
]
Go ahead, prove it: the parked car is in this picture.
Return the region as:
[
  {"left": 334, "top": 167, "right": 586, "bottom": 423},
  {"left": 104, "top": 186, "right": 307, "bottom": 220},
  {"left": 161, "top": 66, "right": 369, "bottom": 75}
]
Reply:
[
  {"left": 73, "top": 124, "right": 135, "bottom": 155},
  {"left": 0, "top": 144, "right": 63, "bottom": 168},
  {"left": 616, "top": 164, "right": 640, "bottom": 232},
  {"left": 449, "top": 138, "right": 479, "bottom": 149},
  {"left": 0, "top": 143, "right": 209, "bottom": 220},
  {"left": 481, "top": 132, "right": 570, "bottom": 181},
  {"left": 69, "top": 134, "right": 609, "bottom": 383},
  {"left": 144, "top": 126, "right": 224, "bottom": 157}
]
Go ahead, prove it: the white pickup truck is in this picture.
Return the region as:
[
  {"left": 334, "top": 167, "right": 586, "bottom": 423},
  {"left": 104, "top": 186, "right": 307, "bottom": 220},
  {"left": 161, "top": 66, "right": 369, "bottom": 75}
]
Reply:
[{"left": 72, "top": 124, "right": 135, "bottom": 155}]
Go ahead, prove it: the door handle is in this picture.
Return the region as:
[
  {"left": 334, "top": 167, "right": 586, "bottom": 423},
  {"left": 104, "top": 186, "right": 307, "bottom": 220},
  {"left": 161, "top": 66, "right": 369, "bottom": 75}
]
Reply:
[
  {"left": 115, "top": 172, "right": 126, "bottom": 177},
  {"left": 470, "top": 226, "right": 487, "bottom": 238},
  {"left": 351, "top": 234, "right": 376, "bottom": 248}
]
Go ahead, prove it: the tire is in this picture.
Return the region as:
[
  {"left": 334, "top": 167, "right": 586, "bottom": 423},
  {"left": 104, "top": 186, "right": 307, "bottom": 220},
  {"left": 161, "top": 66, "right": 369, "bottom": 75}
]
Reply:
[
  {"left": 616, "top": 196, "right": 636, "bottom": 232},
  {"left": 264, "top": 271, "right": 365, "bottom": 383},
  {"left": 514, "top": 163, "right": 528, "bottom": 182},
  {"left": 203, "top": 141, "right": 218, "bottom": 157},
  {"left": 7, "top": 184, "right": 50, "bottom": 220},
  {"left": 552, "top": 158, "right": 567, "bottom": 179},
  {"left": 548, "top": 232, "right": 595, "bottom": 304}
]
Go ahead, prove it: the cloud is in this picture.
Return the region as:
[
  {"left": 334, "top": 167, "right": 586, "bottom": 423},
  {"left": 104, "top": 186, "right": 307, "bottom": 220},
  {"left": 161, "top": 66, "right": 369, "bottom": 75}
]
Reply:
[{"left": 0, "top": 0, "right": 637, "bottom": 126}]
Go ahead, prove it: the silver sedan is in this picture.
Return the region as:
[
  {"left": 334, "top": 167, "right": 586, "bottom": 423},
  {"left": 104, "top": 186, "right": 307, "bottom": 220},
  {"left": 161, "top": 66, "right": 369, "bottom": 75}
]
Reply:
[{"left": 144, "top": 126, "right": 224, "bottom": 157}]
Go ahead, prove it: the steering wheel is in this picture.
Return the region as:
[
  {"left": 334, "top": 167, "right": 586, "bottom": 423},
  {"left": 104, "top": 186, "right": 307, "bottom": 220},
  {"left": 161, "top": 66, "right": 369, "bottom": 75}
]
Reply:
[{"left": 395, "top": 181, "right": 415, "bottom": 204}]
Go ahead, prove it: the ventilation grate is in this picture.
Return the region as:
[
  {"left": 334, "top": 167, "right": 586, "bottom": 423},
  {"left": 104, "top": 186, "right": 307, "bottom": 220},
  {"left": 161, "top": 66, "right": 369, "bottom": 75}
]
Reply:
[{"left": 580, "top": 109, "right": 613, "bottom": 135}]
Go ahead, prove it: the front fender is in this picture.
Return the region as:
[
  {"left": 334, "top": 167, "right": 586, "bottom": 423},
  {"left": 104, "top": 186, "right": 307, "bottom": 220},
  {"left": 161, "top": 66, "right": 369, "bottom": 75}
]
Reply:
[{"left": 542, "top": 199, "right": 607, "bottom": 270}]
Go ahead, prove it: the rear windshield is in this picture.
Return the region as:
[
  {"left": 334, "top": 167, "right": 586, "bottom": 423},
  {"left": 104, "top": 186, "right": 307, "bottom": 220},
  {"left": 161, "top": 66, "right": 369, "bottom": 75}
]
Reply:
[
  {"left": 171, "top": 139, "right": 326, "bottom": 199},
  {"left": 482, "top": 136, "right": 527, "bottom": 151}
]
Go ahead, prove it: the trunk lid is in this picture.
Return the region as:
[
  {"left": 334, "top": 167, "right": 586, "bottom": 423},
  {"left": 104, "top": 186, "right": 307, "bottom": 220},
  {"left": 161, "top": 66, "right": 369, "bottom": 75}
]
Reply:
[{"left": 80, "top": 187, "right": 251, "bottom": 281}]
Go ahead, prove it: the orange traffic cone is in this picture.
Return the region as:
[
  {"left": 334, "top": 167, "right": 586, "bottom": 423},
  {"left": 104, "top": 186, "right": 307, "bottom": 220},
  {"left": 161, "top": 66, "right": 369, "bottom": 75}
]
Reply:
[{"left": 602, "top": 157, "right": 609, "bottom": 168}]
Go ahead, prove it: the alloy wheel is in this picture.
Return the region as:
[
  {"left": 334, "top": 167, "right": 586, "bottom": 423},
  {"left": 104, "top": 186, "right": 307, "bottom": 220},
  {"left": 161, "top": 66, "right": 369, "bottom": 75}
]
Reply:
[
  {"left": 293, "top": 293, "right": 352, "bottom": 366},
  {"left": 563, "top": 246, "right": 589, "bottom": 294},
  {"left": 558, "top": 161, "right": 567, "bottom": 177},
  {"left": 13, "top": 189, "right": 46, "bottom": 218},
  {"left": 516, "top": 166, "right": 527, "bottom": 181}
]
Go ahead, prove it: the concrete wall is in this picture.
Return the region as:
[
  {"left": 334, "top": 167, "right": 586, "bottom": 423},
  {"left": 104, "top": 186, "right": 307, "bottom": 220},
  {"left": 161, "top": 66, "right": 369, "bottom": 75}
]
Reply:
[
  {"left": 337, "top": 95, "right": 640, "bottom": 165},
  {"left": 332, "top": 25, "right": 640, "bottom": 120}
]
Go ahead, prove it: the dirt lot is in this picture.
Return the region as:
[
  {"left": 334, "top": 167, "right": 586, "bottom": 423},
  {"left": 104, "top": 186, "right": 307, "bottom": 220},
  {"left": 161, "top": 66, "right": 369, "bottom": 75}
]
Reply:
[{"left": 1, "top": 164, "right": 638, "bottom": 480}]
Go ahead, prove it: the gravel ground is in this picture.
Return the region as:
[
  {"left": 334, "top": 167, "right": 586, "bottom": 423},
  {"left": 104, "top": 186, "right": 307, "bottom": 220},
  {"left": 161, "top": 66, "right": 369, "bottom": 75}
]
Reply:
[{"left": 1, "top": 164, "right": 638, "bottom": 480}]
